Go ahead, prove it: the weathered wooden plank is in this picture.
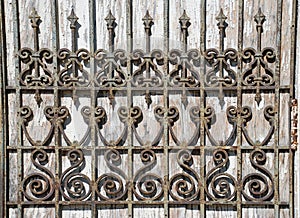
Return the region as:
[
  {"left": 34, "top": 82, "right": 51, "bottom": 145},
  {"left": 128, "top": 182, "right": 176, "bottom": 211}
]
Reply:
[{"left": 2, "top": 0, "right": 298, "bottom": 217}]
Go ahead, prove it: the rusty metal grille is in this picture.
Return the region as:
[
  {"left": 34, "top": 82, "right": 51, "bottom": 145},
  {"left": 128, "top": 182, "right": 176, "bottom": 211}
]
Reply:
[{"left": 0, "top": 0, "right": 298, "bottom": 217}]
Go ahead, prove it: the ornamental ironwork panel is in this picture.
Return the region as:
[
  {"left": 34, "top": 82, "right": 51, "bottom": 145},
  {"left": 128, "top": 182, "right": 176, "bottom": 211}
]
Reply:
[{"left": 1, "top": 0, "right": 298, "bottom": 217}]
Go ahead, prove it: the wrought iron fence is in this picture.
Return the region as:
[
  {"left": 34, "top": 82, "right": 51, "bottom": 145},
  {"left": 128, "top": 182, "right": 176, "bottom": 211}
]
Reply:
[{"left": 1, "top": 0, "right": 297, "bottom": 217}]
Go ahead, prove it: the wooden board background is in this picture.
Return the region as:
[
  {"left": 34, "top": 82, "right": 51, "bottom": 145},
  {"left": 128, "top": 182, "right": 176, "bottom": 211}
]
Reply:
[{"left": 2, "top": 0, "right": 300, "bottom": 217}]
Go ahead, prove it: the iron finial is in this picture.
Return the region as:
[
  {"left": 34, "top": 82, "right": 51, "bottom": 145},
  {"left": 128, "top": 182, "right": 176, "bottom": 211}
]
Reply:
[
  {"left": 179, "top": 10, "right": 190, "bottom": 30},
  {"left": 216, "top": 8, "right": 227, "bottom": 30},
  {"left": 29, "top": 8, "right": 41, "bottom": 28},
  {"left": 142, "top": 10, "right": 154, "bottom": 30},
  {"left": 254, "top": 8, "right": 266, "bottom": 27},
  {"left": 105, "top": 10, "right": 116, "bottom": 29},
  {"left": 67, "top": 8, "right": 78, "bottom": 29}
]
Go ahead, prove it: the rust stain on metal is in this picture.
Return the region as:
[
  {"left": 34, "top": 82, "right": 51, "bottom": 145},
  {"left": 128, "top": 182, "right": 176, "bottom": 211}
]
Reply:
[{"left": 291, "top": 99, "right": 298, "bottom": 150}]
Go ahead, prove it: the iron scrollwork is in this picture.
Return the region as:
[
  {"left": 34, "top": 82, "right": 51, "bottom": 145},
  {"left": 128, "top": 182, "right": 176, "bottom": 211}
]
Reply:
[
  {"left": 205, "top": 149, "right": 237, "bottom": 201},
  {"left": 19, "top": 8, "right": 54, "bottom": 105},
  {"left": 204, "top": 9, "right": 238, "bottom": 107},
  {"left": 21, "top": 149, "right": 55, "bottom": 201},
  {"left": 242, "top": 8, "right": 276, "bottom": 105},
  {"left": 96, "top": 149, "right": 128, "bottom": 201},
  {"left": 57, "top": 9, "right": 90, "bottom": 102},
  {"left": 16, "top": 7, "right": 284, "bottom": 208},
  {"left": 242, "top": 149, "right": 274, "bottom": 201},
  {"left": 60, "top": 149, "right": 92, "bottom": 201},
  {"left": 133, "top": 149, "right": 163, "bottom": 201},
  {"left": 169, "top": 149, "right": 200, "bottom": 201}
]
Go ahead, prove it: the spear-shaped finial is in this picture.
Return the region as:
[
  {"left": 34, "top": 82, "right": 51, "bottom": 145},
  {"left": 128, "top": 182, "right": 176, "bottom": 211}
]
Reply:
[
  {"left": 216, "top": 8, "right": 227, "bottom": 52},
  {"left": 143, "top": 10, "right": 153, "bottom": 53},
  {"left": 254, "top": 8, "right": 266, "bottom": 28},
  {"left": 179, "top": 10, "right": 190, "bottom": 52},
  {"left": 142, "top": 10, "right": 154, "bottom": 32},
  {"left": 29, "top": 8, "right": 41, "bottom": 28},
  {"left": 216, "top": 8, "right": 227, "bottom": 30},
  {"left": 105, "top": 10, "right": 116, "bottom": 29},
  {"left": 179, "top": 10, "right": 190, "bottom": 30},
  {"left": 105, "top": 10, "right": 116, "bottom": 52},
  {"left": 67, "top": 8, "right": 78, "bottom": 29},
  {"left": 67, "top": 8, "right": 79, "bottom": 52}
]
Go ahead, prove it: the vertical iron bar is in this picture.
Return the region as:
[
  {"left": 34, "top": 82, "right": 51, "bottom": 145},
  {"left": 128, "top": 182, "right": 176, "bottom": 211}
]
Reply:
[
  {"left": 143, "top": 10, "right": 153, "bottom": 54},
  {"left": 89, "top": 0, "right": 96, "bottom": 217},
  {"left": 12, "top": 0, "right": 22, "bottom": 217},
  {"left": 237, "top": 0, "right": 244, "bottom": 217},
  {"left": 51, "top": 0, "right": 61, "bottom": 217},
  {"left": 126, "top": 0, "right": 133, "bottom": 217},
  {"left": 199, "top": 0, "right": 206, "bottom": 217},
  {"left": 163, "top": 0, "right": 169, "bottom": 217},
  {"left": 274, "top": 0, "right": 283, "bottom": 217},
  {"left": 105, "top": 10, "right": 115, "bottom": 53}
]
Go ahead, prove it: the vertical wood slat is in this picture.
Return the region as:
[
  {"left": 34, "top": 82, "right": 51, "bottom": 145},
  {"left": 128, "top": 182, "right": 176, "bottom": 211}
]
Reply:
[
  {"left": 0, "top": 0, "right": 298, "bottom": 217},
  {"left": 0, "top": 0, "right": 7, "bottom": 216},
  {"left": 274, "top": 0, "right": 283, "bottom": 217},
  {"left": 289, "top": 3, "right": 298, "bottom": 217},
  {"left": 12, "top": 0, "right": 22, "bottom": 217}
]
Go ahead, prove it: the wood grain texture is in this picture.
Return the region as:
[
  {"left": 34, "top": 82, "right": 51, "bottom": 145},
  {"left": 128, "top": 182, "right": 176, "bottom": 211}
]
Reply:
[{"left": 3, "top": 0, "right": 299, "bottom": 217}]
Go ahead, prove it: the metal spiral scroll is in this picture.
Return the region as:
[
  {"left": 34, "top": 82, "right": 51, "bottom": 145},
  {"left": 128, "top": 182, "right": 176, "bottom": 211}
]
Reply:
[
  {"left": 81, "top": 106, "right": 107, "bottom": 146},
  {"left": 94, "top": 49, "right": 127, "bottom": 87},
  {"left": 169, "top": 149, "right": 200, "bottom": 201},
  {"left": 19, "top": 106, "right": 35, "bottom": 146},
  {"left": 96, "top": 149, "right": 128, "bottom": 200},
  {"left": 19, "top": 106, "right": 70, "bottom": 147},
  {"left": 168, "top": 49, "right": 201, "bottom": 87},
  {"left": 57, "top": 48, "right": 90, "bottom": 87},
  {"left": 169, "top": 106, "right": 201, "bottom": 146},
  {"left": 132, "top": 106, "right": 164, "bottom": 146},
  {"left": 241, "top": 105, "right": 275, "bottom": 146},
  {"left": 131, "top": 49, "right": 164, "bottom": 87},
  {"left": 44, "top": 106, "right": 71, "bottom": 146},
  {"left": 19, "top": 47, "right": 54, "bottom": 87},
  {"left": 203, "top": 105, "right": 238, "bottom": 146},
  {"left": 205, "top": 149, "right": 237, "bottom": 201},
  {"left": 242, "top": 149, "right": 274, "bottom": 201},
  {"left": 133, "top": 149, "right": 163, "bottom": 201},
  {"left": 60, "top": 149, "right": 92, "bottom": 201},
  {"left": 21, "top": 149, "right": 55, "bottom": 201}
]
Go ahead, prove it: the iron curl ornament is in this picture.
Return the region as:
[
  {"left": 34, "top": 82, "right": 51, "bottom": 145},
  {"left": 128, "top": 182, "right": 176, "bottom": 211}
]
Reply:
[
  {"left": 242, "top": 149, "right": 274, "bottom": 201},
  {"left": 242, "top": 8, "right": 276, "bottom": 105},
  {"left": 21, "top": 149, "right": 55, "bottom": 201},
  {"left": 132, "top": 106, "right": 165, "bottom": 146},
  {"left": 57, "top": 9, "right": 90, "bottom": 102},
  {"left": 204, "top": 9, "right": 238, "bottom": 107},
  {"left": 19, "top": 8, "right": 54, "bottom": 105},
  {"left": 60, "top": 149, "right": 92, "bottom": 201},
  {"left": 96, "top": 149, "right": 128, "bottom": 201},
  {"left": 11, "top": 5, "right": 291, "bottom": 213},
  {"left": 19, "top": 105, "right": 71, "bottom": 147},
  {"left": 205, "top": 149, "right": 237, "bottom": 201},
  {"left": 133, "top": 149, "right": 163, "bottom": 201},
  {"left": 169, "top": 149, "right": 200, "bottom": 201}
]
